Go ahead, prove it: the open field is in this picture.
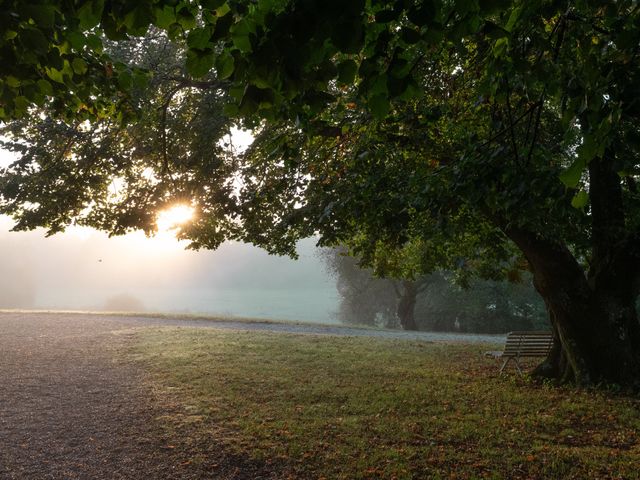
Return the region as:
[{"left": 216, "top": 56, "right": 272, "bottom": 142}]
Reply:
[
  {"left": 2, "top": 312, "right": 639, "bottom": 479},
  {"left": 131, "top": 327, "right": 640, "bottom": 480}
]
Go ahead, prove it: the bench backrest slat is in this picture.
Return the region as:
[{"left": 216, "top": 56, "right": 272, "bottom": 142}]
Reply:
[{"left": 501, "top": 331, "right": 553, "bottom": 358}]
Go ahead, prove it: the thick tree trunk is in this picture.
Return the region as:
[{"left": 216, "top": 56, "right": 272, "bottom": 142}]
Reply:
[
  {"left": 501, "top": 148, "right": 640, "bottom": 388},
  {"left": 396, "top": 280, "right": 419, "bottom": 331},
  {"left": 530, "top": 309, "right": 574, "bottom": 383},
  {"left": 507, "top": 228, "right": 640, "bottom": 387}
]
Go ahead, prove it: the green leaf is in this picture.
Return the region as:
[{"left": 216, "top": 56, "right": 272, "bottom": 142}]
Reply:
[
  {"left": 223, "top": 102, "right": 239, "bottom": 116},
  {"left": 337, "top": 60, "right": 358, "bottom": 85},
  {"left": 85, "top": 34, "right": 103, "bottom": 51},
  {"left": 233, "top": 19, "right": 256, "bottom": 36},
  {"left": 66, "top": 32, "right": 86, "bottom": 50},
  {"left": 571, "top": 190, "right": 589, "bottom": 209},
  {"left": 5, "top": 76, "right": 21, "bottom": 88},
  {"left": 123, "top": 5, "right": 154, "bottom": 34},
  {"left": 117, "top": 71, "right": 132, "bottom": 90},
  {"left": 368, "top": 94, "right": 390, "bottom": 119},
  {"left": 77, "top": 0, "right": 105, "bottom": 30},
  {"left": 422, "top": 25, "right": 443, "bottom": 44},
  {"left": 21, "top": 5, "right": 56, "bottom": 29},
  {"left": 398, "top": 78, "right": 422, "bottom": 100},
  {"left": 61, "top": 59, "right": 74, "bottom": 78},
  {"left": 241, "top": 85, "right": 275, "bottom": 112},
  {"left": 186, "top": 50, "right": 215, "bottom": 77},
  {"left": 229, "top": 85, "right": 244, "bottom": 101},
  {"left": 20, "top": 28, "right": 49, "bottom": 54},
  {"left": 492, "top": 37, "right": 509, "bottom": 58},
  {"left": 37, "top": 79, "right": 53, "bottom": 96},
  {"left": 177, "top": 7, "right": 197, "bottom": 30},
  {"left": 101, "top": 14, "right": 127, "bottom": 40},
  {"left": 188, "top": 27, "right": 212, "bottom": 49},
  {"left": 72, "top": 58, "right": 88, "bottom": 75},
  {"left": 45, "top": 67, "right": 65, "bottom": 84},
  {"left": 133, "top": 71, "right": 150, "bottom": 89},
  {"left": 232, "top": 34, "right": 252, "bottom": 53},
  {"left": 577, "top": 134, "right": 599, "bottom": 163},
  {"left": 215, "top": 3, "right": 231, "bottom": 17},
  {"left": 505, "top": 6, "right": 522, "bottom": 32},
  {"left": 370, "top": 75, "right": 388, "bottom": 97},
  {"left": 25, "top": 83, "right": 46, "bottom": 105},
  {"left": 482, "top": 21, "right": 510, "bottom": 40},
  {"left": 559, "top": 158, "right": 585, "bottom": 188},
  {"left": 14, "top": 96, "right": 29, "bottom": 115},
  {"left": 215, "top": 52, "right": 235, "bottom": 79},
  {"left": 389, "top": 56, "right": 411, "bottom": 78},
  {"left": 154, "top": 6, "right": 176, "bottom": 29}
]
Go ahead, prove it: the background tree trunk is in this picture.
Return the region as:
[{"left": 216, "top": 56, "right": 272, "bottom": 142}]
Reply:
[{"left": 396, "top": 280, "right": 418, "bottom": 331}]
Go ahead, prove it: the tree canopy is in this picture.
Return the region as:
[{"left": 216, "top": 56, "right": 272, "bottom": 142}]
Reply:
[
  {"left": 1, "top": 27, "right": 240, "bottom": 247},
  {"left": 1, "top": 0, "right": 640, "bottom": 387}
]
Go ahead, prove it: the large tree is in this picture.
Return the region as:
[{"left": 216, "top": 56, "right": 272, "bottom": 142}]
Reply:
[
  {"left": 1, "top": 28, "right": 239, "bottom": 244},
  {"left": 1, "top": 1, "right": 640, "bottom": 387}
]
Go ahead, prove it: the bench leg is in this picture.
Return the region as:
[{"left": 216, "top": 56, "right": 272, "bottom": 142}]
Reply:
[
  {"left": 499, "top": 357, "right": 511, "bottom": 374},
  {"left": 514, "top": 357, "right": 523, "bottom": 376},
  {"left": 499, "top": 357, "right": 524, "bottom": 376}
]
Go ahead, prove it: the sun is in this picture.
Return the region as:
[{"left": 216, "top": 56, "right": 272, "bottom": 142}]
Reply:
[{"left": 156, "top": 204, "right": 195, "bottom": 232}]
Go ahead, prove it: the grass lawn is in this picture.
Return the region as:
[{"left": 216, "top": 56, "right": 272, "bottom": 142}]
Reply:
[{"left": 129, "top": 327, "right": 640, "bottom": 479}]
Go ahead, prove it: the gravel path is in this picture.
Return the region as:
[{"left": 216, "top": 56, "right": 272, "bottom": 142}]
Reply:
[
  {"left": 0, "top": 312, "right": 282, "bottom": 480},
  {"left": 0, "top": 311, "right": 503, "bottom": 479}
]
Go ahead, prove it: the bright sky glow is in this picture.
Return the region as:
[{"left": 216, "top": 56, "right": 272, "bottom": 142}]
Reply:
[
  {"left": 221, "top": 126, "right": 254, "bottom": 154},
  {"left": 0, "top": 146, "right": 15, "bottom": 168},
  {"left": 156, "top": 204, "right": 195, "bottom": 233}
]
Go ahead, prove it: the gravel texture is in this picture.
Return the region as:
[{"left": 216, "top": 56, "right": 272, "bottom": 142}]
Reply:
[{"left": 0, "top": 312, "right": 280, "bottom": 480}]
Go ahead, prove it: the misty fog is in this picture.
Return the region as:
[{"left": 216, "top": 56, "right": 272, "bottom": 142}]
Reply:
[{"left": 0, "top": 215, "right": 338, "bottom": 323}]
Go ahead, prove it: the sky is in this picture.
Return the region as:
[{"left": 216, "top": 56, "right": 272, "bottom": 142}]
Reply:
[
  {"left": 0, "top": 216, "right": 339, "bottom": 322},
  {"left": 0, "top": 134, "right": 340, "bottom": 324}
]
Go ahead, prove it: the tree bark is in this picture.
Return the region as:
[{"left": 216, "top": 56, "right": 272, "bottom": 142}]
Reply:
[
  {"left": 396, "top": 280, "right": 419, "bottom": 331},
  {"left": 531, "top": 306, "right": 574, "bottom": 383},
  {"left": 506, "top": 227, "right": 640, "bottom": 387}
]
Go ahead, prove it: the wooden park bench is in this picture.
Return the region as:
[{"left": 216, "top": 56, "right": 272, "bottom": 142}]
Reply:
[{"left": 485, "top": 331, "right": 554, "bottom": 375}]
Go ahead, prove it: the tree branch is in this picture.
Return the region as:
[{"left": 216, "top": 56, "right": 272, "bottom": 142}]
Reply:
[
  {"left": 168, "top": 77, "right": 228, "bottom": 90},
  {"left": 479, "top": 101, "right": 541, "bottom": 149},
  {"left": 525, "top": 97, "right": 543, "bottom": 166},
  {"left": 505, "top": 86, "right": 520, "bottom": 166}
]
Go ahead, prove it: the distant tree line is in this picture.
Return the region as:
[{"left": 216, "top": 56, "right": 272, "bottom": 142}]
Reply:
[{"left": 321, "top": 247, "right": 549, "bottom": 334}]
